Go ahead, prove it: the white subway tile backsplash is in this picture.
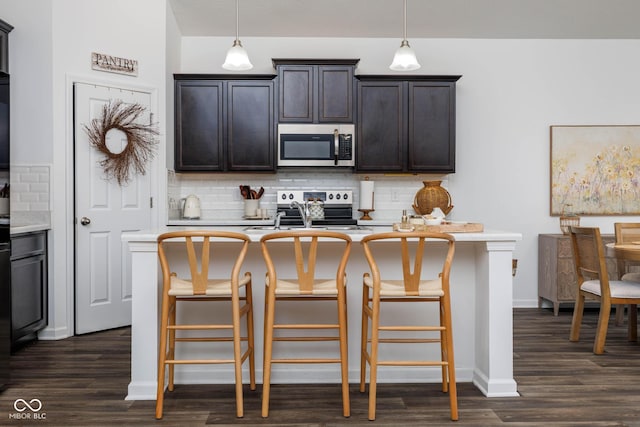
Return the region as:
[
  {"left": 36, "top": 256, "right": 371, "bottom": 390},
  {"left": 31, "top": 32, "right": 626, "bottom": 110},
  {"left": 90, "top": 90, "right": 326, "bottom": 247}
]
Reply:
[
  {"left": 11, "top": 164, "right": 51, "bottom": 213},
  {"left": 169, "top": 169, "right": 449, "bottom": 222}
]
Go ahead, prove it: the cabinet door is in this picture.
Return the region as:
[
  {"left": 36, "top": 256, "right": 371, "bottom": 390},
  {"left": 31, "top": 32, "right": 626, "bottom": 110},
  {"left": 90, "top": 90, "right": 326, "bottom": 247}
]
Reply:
[
  {"left": 175, "top": 80, "right": 224, "bottom": 171},
  {"left": 278, "top": 65, "right": 313, "bottom": 123},
  {"left": 407, "top": 82, "right": 456, "bottom": 172},
  {"left": 356, "top": 81, "right": 405, "bottom": 172},
  {"left": 10, "top": 232, "right": 47, "bottom": 350},
  {"left": 226, "top": 80, "right": 275, "bottom": 171},
  {"left": 317, "top": 65, "right": 353, "bottom": 123},
  {"left": 0, "top": 76, "right": 8, "bottom": 170}
]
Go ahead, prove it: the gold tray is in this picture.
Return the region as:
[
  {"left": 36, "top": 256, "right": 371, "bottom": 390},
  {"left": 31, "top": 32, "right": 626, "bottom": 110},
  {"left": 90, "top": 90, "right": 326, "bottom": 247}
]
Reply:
[{"left": 393, "top": 222, "right": 484, "bottom": 233}]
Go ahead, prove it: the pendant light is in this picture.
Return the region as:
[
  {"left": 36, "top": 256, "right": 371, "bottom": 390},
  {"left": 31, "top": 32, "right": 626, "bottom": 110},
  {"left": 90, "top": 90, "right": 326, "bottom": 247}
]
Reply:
[
  {"left": 389, "top": 0, "right": 421, "bottom": 71},
  {"left": 222, "top": 0, "right": 253, "bottom": 71}
]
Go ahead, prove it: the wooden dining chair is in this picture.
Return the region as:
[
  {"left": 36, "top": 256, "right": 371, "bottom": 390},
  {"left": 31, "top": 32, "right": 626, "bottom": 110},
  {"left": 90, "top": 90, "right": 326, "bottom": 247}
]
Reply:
[
  {"left": 360, "top": 231, "right": 457, "bottom": 421},
  {"left": 260, "top": 230, "right": 352, "bottom": 418},
  {"left": 613, "top": 223, "right": 640, "bottom": 326},
  {"left": 155, "top": 230, "right": 255, "bottom": 419},
  {"left": 569, "top": 226, "right": 640, "bottom": 354},
  {"left": 614, "top": 222, "right": 640, "bottom": 282}
]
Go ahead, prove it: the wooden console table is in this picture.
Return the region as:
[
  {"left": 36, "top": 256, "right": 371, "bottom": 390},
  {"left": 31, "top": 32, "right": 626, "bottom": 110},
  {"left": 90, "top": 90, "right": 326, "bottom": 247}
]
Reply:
[{"left": 538, "top": 233, "right": 618, "bottom": 315}]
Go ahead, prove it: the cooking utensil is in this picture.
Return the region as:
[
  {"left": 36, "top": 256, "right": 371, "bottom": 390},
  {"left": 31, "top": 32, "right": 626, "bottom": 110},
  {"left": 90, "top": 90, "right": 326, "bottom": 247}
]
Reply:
[
  {"left": 256, "top": 187, "right": 264, "bottom": 199},
  {"left": 250, "top": 189, "right": 258, "bottom": 200},
  {"left": 239, "top": 185, "right": 250, "bottom": 199}
]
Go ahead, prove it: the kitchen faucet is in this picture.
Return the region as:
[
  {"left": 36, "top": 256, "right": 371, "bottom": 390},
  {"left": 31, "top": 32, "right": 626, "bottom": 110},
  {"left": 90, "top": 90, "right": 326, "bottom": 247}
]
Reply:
[
  {"left": 290, "top": 201, "right": 312, "bottom": 228},
  {"left": 274, "top": 211, "right": 286, "bottom": 229}
]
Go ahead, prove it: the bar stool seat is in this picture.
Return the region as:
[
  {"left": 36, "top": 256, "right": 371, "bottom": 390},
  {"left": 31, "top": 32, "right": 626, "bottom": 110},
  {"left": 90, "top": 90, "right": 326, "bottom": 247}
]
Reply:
[{"left": 168, "top": 275, "right": 252, "bottom": 296}]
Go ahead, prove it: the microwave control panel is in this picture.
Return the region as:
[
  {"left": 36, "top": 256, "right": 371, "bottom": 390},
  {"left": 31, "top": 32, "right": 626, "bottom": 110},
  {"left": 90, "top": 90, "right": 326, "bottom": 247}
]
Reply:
[{"left": 338, "top": 134, "right": 352, "bottom": 160}]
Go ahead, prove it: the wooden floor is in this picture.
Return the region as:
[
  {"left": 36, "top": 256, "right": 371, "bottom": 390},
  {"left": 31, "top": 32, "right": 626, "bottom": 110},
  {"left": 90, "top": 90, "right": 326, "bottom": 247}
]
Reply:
[{"left": 2, "top": 308, "right": 640, "bottom": 426}]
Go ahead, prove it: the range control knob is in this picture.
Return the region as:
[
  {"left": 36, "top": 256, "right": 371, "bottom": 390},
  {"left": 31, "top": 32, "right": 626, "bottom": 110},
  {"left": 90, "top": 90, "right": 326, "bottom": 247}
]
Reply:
[{"left": 343, "top": 193, "right": 349, "bottom": 200}]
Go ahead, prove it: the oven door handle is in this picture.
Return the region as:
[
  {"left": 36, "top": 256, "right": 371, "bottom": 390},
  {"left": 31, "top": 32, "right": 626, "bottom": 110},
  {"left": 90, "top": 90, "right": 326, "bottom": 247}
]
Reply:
[{"left": 334, "top": 129, "right": 339, "bottom": 165}]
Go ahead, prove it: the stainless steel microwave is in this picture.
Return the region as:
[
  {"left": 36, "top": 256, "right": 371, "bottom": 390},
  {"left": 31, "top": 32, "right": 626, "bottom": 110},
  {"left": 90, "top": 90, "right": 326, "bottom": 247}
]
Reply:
[{"left": 277, "top": 124, "right": 355, "bottom": 167}]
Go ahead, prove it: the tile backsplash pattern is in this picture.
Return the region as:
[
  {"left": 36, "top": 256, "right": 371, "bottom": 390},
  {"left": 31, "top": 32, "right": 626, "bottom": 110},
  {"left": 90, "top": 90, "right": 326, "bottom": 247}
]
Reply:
[
  {"left": 11, "top": 164, "right": 51, "bottom": 212},
  {"left": 168, "top": 170, "right": 449, "bottom": 223}
]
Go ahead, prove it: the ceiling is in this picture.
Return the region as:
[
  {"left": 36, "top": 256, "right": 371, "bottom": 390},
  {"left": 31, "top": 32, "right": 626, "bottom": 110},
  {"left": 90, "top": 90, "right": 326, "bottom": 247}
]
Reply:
[{"left": 169, "top": 0, "right": 640, "bottom": 39}]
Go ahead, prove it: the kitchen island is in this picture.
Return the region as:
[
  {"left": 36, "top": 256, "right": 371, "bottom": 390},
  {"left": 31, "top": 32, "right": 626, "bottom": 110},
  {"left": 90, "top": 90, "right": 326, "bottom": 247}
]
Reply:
[{"left": 122, "top": 226, "right": 521, "bottom": 401}]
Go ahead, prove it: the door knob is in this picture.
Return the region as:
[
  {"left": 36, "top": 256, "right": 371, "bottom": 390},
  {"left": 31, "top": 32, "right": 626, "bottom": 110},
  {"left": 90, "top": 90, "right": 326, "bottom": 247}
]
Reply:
[{"left": 80, "top": 217, "right": 91, "bottom": 226}]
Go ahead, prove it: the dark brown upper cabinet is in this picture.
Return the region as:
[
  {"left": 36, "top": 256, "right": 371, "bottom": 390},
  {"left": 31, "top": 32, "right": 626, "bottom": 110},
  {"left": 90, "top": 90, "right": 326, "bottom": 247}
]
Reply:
[
  {"left": 273, "top": 59, "right": 358, "bottom": 123},
  {"left": 356, "top": 75, "right": 461, "bottom": 173},
  {"left": 0, "top": 19, "right": 12, "bottom": 75},
  {"left": 174, "top": 75, "right": 276, "bottom": 172}
]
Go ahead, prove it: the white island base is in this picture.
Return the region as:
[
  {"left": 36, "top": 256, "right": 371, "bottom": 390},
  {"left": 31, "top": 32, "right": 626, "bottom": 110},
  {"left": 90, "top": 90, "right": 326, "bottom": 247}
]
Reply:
[{"left": 123, "top": 227, "right": 522, "bottom": 400}]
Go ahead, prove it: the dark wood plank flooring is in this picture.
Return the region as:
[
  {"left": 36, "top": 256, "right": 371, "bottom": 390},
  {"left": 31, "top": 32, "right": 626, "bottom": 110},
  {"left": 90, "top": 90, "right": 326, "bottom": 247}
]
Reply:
[{"left": 2, "top": 308, "right": 640, "bottom": 426}]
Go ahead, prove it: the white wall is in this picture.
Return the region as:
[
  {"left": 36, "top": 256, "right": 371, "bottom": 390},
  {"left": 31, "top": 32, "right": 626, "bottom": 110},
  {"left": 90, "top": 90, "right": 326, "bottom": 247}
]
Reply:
[
  {"left": 0, "top": 0, "right": 170, "bottom": 338},
  {"left": 181, "top": 36, "right": 640, "bottom": 307},
  {"left": 0, "top": 0, "right": 53, "bottom": 164}
]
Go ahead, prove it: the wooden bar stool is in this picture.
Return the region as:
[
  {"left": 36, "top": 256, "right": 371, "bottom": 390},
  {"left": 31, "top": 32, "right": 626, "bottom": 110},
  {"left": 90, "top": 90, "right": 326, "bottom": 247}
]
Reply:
[
  {"left": 360, "top": 231, "right": 458, "bottom": 421},
  {"left": 259, "top": 230, "right": 352, "bottom": 418},
  {"left": 155, "top": 230, "right": 255, "bottom": 419}
]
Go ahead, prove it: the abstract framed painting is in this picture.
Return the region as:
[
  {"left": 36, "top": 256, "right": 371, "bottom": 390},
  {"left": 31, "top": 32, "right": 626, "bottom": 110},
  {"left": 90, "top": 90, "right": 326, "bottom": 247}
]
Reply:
[{"left": 550, "top": 125, "right": 640, "bottom": 216}]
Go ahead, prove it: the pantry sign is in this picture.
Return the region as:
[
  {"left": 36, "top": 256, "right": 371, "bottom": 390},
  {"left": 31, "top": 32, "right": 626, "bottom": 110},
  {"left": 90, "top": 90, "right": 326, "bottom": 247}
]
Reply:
[{"left": 91, "top": 52, "right": 138, "bottom": 76}]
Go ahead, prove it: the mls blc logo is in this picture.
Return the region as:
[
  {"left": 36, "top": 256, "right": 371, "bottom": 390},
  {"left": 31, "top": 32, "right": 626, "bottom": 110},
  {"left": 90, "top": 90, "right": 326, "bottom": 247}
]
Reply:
[{"left": 9, "top": 398, "right": 46, "bottom": 420}]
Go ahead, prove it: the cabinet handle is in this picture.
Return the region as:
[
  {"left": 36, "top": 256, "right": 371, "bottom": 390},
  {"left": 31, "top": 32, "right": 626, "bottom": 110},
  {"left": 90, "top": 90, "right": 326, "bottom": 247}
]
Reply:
[{"left": 334, "top": 129, "right": 339, "bottom": 165}]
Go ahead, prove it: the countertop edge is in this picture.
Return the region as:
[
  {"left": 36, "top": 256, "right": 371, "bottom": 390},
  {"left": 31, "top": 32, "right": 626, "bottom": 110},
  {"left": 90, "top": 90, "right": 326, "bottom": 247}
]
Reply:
[
  {"left": 11, "top": 223, "right": 51, "bottom": 235},
  {"left": 123, "top": 226, "right": 522, "bottom": 244}
]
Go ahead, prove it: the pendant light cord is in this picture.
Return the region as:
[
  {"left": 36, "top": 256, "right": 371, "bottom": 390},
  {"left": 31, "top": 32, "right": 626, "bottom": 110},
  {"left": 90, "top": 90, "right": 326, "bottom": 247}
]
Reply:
[
  {"left": 235, "top": 0, "right": 240, "bottom": 42},
  {"left": 402, "top": 0, "right": 407, "bottom": 42}
]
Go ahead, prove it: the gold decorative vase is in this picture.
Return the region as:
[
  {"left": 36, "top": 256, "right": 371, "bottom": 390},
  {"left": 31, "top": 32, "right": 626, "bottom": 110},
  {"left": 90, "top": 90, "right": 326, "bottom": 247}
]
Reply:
[{"left": 412, "top": 180, "right": 454, "bottom": 216}]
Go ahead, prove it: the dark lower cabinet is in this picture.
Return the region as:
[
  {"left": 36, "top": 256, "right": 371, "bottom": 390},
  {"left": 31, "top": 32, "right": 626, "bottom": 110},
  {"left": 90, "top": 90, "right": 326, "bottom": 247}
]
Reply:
[
  {"left": 356, "top": 75, "right": 461, "bottom": 173},
  {"left": 174, "top": 75, "right": 276, "bottom": 172},
  {"left": 0, "top": 240, "right": 9, "bottom": 389},
  {"left": 11, "top": 231, "right": 47, "bottom": 352}
]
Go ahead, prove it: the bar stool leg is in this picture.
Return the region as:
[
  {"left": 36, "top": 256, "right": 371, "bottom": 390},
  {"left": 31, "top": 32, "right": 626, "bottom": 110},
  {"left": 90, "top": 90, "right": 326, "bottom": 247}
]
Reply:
[
  {"left": 261, "top": 285, "right": 276, "bottom": 418},
  {"left": 359, "top": 282, "right": 369, "bottom": 393},
  {"left": 337, "top": 285, "right": 350, "bottom": 417},
  {"left": 442, "top": 295, "right": 458, "bottom": 420},
  {"left": 231, "top": 292, "right": 244, "bottom": 418},
  {"left": 367, "top": 295, "right": 380, "bottom": 421},
  {"left": 155, "top": 294, "right": 171, "bottom": 419},
  {"left": 167, "top": 298, "right": 176, "bottom": 391},
  {"left": 246, "top": 280, "right": 257, "bottom": 390}
]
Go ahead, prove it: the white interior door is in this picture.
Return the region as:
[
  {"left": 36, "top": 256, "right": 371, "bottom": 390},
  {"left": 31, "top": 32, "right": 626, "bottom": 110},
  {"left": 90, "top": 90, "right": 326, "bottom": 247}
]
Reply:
[{"left": 74, "top": 82, "right": 152, "bottom": 334}]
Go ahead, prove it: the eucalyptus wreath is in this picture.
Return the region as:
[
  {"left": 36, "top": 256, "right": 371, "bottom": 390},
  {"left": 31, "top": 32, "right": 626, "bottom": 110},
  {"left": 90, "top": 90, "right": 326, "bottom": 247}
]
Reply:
[{"left": 83, "top": 100, "right": 158, "bottom": 186}]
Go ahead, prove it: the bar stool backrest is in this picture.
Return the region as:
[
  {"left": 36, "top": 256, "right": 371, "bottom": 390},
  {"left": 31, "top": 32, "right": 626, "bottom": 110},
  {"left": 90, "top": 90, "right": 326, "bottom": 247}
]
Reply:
[
  {"left": 157, "top": 230, "right": 251, "bottom": 296},
  {"left": 260, "top": 230, "right": 352, "bottom": 294},
  {"left": 361, "top": 231, "right": 455, "bottom": 296}
]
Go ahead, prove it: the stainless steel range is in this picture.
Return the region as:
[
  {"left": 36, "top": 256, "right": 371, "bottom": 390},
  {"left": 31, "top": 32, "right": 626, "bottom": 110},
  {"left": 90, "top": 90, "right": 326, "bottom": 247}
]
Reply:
[{"left": 276, "top": 189, "right": 357, "bottom": 227}]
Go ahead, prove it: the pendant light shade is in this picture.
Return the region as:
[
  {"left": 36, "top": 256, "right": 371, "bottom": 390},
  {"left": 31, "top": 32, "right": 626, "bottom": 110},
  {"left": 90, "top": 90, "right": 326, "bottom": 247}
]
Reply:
[
  {"left": 222, "top": 0, "right": 253, "bottom": 71},
  {"left": 390, "top": 0, "right": 421, "bottom": 71}
]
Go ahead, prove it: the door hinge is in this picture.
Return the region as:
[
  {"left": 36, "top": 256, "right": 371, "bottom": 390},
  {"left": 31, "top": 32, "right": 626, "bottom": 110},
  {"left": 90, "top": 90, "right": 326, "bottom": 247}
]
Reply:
[{"left": 150, "top": 197, "right": 153, "bottom": 208}]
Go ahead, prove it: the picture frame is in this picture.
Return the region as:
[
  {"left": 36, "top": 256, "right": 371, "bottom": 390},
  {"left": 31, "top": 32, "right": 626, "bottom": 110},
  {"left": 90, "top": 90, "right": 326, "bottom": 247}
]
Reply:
[{"left": 550, "top": 125, "right": 640, "bottom": 216}]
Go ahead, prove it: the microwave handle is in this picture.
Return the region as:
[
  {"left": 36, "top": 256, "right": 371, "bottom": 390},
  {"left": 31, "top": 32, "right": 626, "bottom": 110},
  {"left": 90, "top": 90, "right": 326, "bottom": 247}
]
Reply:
[{"left": 333, "top": 129, "right": 339, "bottom": 165}]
